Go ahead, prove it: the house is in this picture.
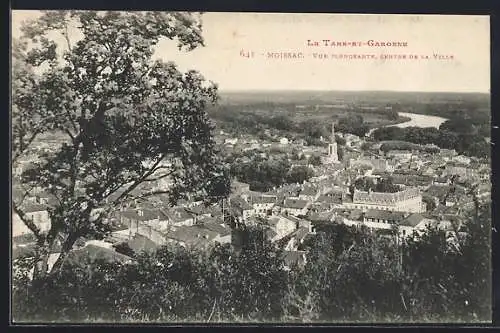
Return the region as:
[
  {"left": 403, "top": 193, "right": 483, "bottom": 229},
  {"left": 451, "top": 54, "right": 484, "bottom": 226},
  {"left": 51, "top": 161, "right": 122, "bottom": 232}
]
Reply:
[
  {"left": 362, "top": 209, "right": 405, "bottom": 230},
  {"left": 125, "top": 234, "right": 161, "bottom": 255},
  {"left": 444, "top": 164, "right": 469, "bottom": 178},
  {"left": 119, "top": 208, "right": 169, "bottom": 231},
  {"left": 65, "top": 243, "right": 135, "bottom": 266},
  {"left": 281, "top": 198, "right": 310, "bottom": 216},
  {"left": 386, "top": 150, "right": 413, "bottom": 161},
  {"left": 340, "top": 208, "right": 363, "bottom": 227},
  {"left": 12, "top": 203, "right": 51, "bottom": 237},
  {"left": 298, "top": 185, "right": 321, "bottom": 202},
  {"left": 391, "top": 174, "right": 433, "bottom": 188},
  {"left": 440, "top": 149, "right": 458, "bottom": 159},
  {"left": 163, "top": 207, "right": 195, "bottom": 227},
  {"left": 230, "top": 196, "right": 255, "bottom": 222},
  {"left": 307, "top": 210, "right": 335, "bottom": 224},
  {"left": 314, "top": 191, "right": 343, "bottom": 210},
  {"left": 231, "top": 180, "right": 251, "bottom": 196},
  {"left": 349, "top": 157, "right": 393, "bottom": 173},
  {"left": 452, "top": 155, "right": 471, "bottom": 165},
  {"left": 398, "top": 213, "right": 436, "bottom": 239},
  {"left": 165, "top": 225, "right": 219, "bottom": 250},
  {"left": 185, "top": 203, "right": 219, "bottom": 223},
  {"left": 297, "top": 218, "right": 313, "bottom": 233},
  {"left": 267, "top": 215, "right": 297, "bottom": 242},
  {"left": 224, "top": 138, "right": 238, "bottom": 145},
  {"left": 200, "top": 221, "right": 232, "bottom": 244},
  {"left": 250, "top": 195, "right": 277, "bottom": 217},
  {"left": 433, "top": 176, "right": 451, "bottom": 186}
]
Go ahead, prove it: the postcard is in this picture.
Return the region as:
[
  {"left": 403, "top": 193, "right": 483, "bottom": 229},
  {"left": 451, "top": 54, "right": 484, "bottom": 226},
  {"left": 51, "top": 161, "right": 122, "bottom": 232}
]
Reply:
[{"left": 11, "top": 11, "right": 491, "bottom": 324}]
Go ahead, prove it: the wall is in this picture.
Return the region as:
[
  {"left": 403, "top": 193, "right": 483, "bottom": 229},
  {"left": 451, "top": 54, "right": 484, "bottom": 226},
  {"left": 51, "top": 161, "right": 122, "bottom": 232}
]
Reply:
[{"left": 363, "top": 220, "right": 392, "bottom": 230}]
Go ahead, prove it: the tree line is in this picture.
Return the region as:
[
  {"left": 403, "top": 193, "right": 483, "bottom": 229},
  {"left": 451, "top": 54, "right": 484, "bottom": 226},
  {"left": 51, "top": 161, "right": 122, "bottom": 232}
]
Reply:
[
  {"left": 371, "top": 121, "right": 490, "bottom": 158},
  {"left": 212, "top": 106, "right": 380, "bottom": 144}
]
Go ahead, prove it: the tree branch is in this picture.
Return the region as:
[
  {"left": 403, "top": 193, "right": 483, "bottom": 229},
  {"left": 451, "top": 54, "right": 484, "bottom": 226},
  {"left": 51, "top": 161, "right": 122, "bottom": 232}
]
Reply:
[
  {"left": 13, "top": 128, "right": 42, "bottom": 164},
  {"left": 12, "top": 203, "right": 43, "bottom": 241},
  {"left": 111, "top": 155, "right": 166, "bottom": 206},
  {"left": 62, "top": 22, "right": 72, "bottom": 52},
  {"left": 143, "top": 169, "right": 174, "bottom": 182}
]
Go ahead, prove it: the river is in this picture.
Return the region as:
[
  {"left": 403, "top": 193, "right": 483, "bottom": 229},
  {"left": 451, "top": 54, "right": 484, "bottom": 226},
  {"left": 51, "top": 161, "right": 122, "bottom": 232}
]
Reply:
[{"left": 367, "top": 112, "right": 448, "bottom": 137}]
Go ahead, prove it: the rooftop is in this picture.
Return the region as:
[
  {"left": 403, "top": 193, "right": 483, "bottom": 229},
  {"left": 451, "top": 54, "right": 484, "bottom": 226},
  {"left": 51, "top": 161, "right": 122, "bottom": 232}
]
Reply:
[
  {"left": 353, "top": 188, "right": 420, "bottom": 205},
  {"left": 120, "top": 209, "right": 165, "bottom": 222},
  {"left": 364, "top": 209, "right": 405, "bottom": 222},
  {"left": 66, "top": 244, "right": 134, "bottom": 265},
  {"left": 126, "top": 234, "right": 162, "bottom": 253},
  {"left": 283, "top": 198, "right": 309, "bottom": 209},
  {"left": 163, "top": 207, "right": 194, "bottom": 223},
  {"left": 299, "top": 186, "right": 318, "bottom": 197},
  {"left": 166, "top": 225, "right": 219, "bottom": 244},
  {"left": 400, "top": 213, "right": 425, "bottom": 227},
  {"left": 22, "top": 202, "right": 49, "bottom": 213},
  {"left": 201, "top": 222, "right": 231, "bottom": 237},
  {"left": 251, "top": 195, "right": 277, "bottom": 205}
]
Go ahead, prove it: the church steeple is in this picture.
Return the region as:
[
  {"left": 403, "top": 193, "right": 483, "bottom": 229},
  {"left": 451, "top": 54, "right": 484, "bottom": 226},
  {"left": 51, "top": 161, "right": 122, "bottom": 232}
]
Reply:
[
  {"left": 331, "top": 122, "right": 336, "bottom": 143},
  {"left": 328, "top": 121, "right": 339, "bottom": 164}
]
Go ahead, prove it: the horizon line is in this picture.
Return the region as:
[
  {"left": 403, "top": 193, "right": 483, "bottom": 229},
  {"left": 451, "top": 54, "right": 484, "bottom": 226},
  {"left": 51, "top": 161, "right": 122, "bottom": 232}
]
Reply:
[{"left": 218, "top": 88, "right": 490, "bottom": 94}]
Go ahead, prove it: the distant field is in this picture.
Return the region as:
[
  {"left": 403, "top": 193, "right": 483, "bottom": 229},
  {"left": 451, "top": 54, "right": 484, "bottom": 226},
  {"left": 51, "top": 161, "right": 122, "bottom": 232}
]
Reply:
[
  {"left": 219, "top": 90, "right": 489, "bottom": 105},
  {"left": 218, "top": 90, "right": 490, "bottom": 121}
]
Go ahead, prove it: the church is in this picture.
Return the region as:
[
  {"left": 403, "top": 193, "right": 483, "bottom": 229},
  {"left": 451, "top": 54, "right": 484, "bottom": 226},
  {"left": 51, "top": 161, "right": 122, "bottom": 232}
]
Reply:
[{"left": 326, "top": 122, "right": 339, "bottom": 164}]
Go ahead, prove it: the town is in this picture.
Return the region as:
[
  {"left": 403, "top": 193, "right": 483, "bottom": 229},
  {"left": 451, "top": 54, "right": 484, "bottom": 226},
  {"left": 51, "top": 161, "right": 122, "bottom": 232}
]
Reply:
[{"left": 12, "top": 97, "right": 491, "bottom": 272}]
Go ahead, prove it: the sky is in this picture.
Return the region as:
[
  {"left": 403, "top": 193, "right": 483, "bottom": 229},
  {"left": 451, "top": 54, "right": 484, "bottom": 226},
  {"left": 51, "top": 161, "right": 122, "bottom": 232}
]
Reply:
[{"left": 12, "top": 11, "right": 490, "bottom": 93}]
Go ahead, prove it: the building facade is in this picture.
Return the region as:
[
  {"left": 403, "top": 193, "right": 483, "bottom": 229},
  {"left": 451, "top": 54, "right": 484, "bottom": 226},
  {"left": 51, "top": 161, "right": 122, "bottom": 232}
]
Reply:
[{"left": 344, "top": 188, "right": 425, "bottom": 213}]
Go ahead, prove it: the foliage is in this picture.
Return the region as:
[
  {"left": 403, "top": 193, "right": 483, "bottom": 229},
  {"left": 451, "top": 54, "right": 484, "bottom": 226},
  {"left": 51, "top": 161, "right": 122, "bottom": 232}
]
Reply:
[
  {"left": 372, "top": 124, "right": 489, "bottom": 158},
  {"left": 308, "top": 155, "right": 321, "bottom": 166},
  {"left": 13, "top": 204, "right": 491, "bottom": 323},
  {"left": 335, "top": 114, "right": 370, "bottom": 137},
  {"left": 13, "top": 226, "right": 288, "bottom": 323},
  {"left": 422, "top": 195, "right": 437, "bottom": 212},
  {"left": 230, "top": 152, "right": 313, "bottom": 191},
  {"left": 12, "top": 10, "right": 230, "bottom": 278},
  {"left": 439, "top": 118, "right": 476, "bottom": 134},
  {"left": 286, "top": 166, "right": 314, "bottom": 185}
]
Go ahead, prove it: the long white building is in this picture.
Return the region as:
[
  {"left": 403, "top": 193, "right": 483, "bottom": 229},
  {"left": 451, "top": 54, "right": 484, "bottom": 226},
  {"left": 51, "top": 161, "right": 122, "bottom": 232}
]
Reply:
[{"left": 343, "top": 188, "right": 425, "bottom": 213}]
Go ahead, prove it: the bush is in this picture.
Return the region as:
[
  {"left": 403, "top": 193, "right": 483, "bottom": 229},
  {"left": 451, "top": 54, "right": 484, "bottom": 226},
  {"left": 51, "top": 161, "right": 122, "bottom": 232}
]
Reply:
[{"left": 12, "top": 205, "right": 491, "bottom": 323}]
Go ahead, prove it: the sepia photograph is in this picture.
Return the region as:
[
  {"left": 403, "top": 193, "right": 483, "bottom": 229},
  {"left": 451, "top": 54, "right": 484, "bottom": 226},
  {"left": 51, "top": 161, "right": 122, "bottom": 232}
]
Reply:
[{"left": 11, "top": 11, "right": 492, "bottom": 324}]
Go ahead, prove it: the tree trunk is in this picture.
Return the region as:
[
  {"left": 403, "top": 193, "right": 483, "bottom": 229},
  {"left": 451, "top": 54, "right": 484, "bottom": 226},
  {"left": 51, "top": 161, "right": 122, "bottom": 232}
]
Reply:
[
  {"left": 49, "top": 232, "right": 79, "bottom": 275},
  {"left": 32, "top": 244, "right": 50, "bottom": 280},
  {"left": 31, "top": 223, "right": 62, "bottom": 280}
]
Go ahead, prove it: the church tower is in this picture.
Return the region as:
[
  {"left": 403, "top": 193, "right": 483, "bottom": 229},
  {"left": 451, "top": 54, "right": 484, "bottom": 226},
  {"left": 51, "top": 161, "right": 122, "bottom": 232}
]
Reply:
[{"left": 328, "top": 122, "right": 339, "bottom": 163}]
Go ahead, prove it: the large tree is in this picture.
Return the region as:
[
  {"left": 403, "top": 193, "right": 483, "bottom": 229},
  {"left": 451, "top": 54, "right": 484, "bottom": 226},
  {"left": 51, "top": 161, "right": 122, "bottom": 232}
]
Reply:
[{"left": 12, "top": 11, "right": 230, "bottom": 278}]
